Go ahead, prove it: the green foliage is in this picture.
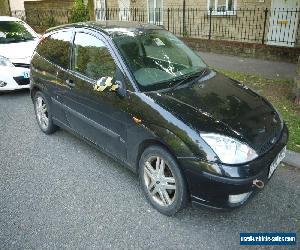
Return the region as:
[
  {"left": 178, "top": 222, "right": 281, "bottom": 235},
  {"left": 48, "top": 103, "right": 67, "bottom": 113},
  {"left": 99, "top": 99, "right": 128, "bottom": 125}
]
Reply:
[
  {"left": 44, "top": 15, "right": 57, "bottom": 28},
  {"left": 182, "top": 30, "right": 189, "bottom": 37},
  {"left": 297, "top": 55, "right": 300, "bottom": 75},
  {"left": 69, "top": 0, "right": 89, "bottom": 23}
]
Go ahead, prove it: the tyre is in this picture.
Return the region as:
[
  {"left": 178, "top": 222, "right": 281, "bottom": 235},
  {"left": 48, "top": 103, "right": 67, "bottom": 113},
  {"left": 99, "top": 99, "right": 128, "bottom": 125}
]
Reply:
[
  {"left": 34, "top": 91, "right": 58, "bottom": 134},
  {"left": 139, "top": 145, "right": 188, "bottom": 216}
]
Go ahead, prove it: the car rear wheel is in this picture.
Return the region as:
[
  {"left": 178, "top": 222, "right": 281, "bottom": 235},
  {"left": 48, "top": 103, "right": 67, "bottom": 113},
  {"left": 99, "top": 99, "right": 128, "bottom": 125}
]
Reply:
[
  {"left": 139, "top": 145, "right": 188, "bottom": 216},
  {"left": 34, "top": 91, "right": 57, "bottom": 134}
]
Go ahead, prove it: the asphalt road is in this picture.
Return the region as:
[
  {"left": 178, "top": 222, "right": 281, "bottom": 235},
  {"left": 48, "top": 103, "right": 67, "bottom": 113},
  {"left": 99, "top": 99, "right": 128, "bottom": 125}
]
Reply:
[{"left": 1, "top": 90, "right": 299, "bottom": 249}]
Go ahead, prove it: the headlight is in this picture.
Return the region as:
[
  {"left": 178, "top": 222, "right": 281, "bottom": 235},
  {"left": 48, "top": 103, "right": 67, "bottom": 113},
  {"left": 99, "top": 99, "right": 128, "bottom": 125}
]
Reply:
[
  {"left": 0, "top": 55, "right": 14, "bottom": 67},
  {"left": 201, "top": 133, "right": 258, "bottom": 164}
]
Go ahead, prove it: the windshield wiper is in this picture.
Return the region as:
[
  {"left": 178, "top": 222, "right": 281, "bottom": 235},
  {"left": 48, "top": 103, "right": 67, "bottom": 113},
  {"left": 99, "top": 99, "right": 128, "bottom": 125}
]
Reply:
[{"left": 170, "top": 68, "right": 208, "bottom": 91}]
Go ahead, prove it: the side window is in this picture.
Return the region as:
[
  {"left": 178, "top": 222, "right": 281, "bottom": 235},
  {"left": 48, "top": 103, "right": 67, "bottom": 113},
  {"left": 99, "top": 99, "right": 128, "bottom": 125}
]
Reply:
[
  {"left": 73, "top": 33, "right": 116, "bottom": 80},
  {"left": 73, "top": 32, "right": 116, "bottom": 80},
  {"left": 37, "top": 30, "right": 73, "bottom": 69}
]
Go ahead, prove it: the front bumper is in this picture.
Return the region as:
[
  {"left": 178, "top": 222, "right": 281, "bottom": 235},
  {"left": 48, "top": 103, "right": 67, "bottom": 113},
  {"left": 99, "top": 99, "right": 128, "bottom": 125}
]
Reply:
[
  {"left": 179, "top": 124, "right": 288, "bottom": 209},
  {"left": 0, "top": 65, "right": 30, "bottom": 91}
]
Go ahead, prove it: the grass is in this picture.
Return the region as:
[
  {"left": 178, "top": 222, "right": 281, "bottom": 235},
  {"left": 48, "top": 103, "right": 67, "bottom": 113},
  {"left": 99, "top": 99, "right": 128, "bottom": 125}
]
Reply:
[{"left": 216, "top": 69, "right": 300, "bottom": 153}]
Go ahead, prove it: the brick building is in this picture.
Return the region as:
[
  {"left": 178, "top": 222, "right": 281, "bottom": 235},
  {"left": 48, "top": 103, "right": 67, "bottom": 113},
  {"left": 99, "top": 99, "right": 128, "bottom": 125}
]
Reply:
[
  {"left": 5, "top": 0, "right": 299, "bottom": 47},
  {"left": 95, "top": 0, "right": 300, "bottom": 47}
]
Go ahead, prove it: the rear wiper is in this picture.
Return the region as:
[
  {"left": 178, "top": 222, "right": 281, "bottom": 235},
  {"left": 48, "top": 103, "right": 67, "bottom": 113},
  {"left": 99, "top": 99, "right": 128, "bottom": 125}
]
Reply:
[{"left": 170, "top": 68, "right": 208, "bottom": 91}]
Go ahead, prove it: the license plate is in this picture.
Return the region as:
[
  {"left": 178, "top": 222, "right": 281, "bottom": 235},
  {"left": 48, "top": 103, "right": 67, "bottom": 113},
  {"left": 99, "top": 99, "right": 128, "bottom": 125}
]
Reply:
[
  {"left": 268, "top": 146, "right": 286, "bottom": 179},
  {"left": 23, "top": 72, "right": 30, "bottom": 79}
]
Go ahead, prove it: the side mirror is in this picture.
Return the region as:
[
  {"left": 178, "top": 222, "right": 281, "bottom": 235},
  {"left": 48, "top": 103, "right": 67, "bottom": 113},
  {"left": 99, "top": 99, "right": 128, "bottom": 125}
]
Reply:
[
  {"left": 94, "top": 77, "right": 126, "bottom": 96},
  {"left": 115, "top": 80, "right": 126, "bottom": 96},
  {"left": 94, "top": 76, "right": 113, "bottom": 92}
]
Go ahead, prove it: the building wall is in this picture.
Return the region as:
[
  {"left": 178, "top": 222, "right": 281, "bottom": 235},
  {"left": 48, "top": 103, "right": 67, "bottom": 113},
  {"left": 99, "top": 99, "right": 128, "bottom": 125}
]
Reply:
[
  {"left": 19, "top": 0, "right": 299, "bottom": 47},
  {"left": 9, "top": 0, "right": 25, "bottom": 11},
  {"left": 130, "top": 0, "right": 273, "bottom": 9},
  {"left": 24, "top": 0, "right": 74, "bottom": 32},
  {"left": 9, "top": 0, "right": 41, "bottom": 11},
  {"left": 24, "top": 0, "right": 74, "bottom": 10},
  {"left": 126, "top": 0, "right": 299, "bottom": 47}
]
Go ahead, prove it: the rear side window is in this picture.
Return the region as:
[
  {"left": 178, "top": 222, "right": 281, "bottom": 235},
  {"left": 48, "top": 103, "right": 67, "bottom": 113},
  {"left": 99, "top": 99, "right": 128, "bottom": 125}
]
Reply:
[
  {"left": 37, "top": 30, "right": 73, "bottom": 69},
  {"left": 73, "top": 32, "right": 116, "bottom": 80}
]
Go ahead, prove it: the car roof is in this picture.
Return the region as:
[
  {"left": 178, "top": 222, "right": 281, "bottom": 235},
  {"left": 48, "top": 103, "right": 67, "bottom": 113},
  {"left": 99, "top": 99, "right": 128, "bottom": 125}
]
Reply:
[
  {"left": 0, "top": 16, "right": 22, "bottom": 22},
  {"left": 47, "top": 20, "right": 164, "bottom": 37}
]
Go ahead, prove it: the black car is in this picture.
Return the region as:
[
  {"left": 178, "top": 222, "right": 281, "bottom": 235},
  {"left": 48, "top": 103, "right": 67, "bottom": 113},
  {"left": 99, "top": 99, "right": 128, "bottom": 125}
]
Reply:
[{"left": 30, "top": 21, "right": 288, "bottom": 215}]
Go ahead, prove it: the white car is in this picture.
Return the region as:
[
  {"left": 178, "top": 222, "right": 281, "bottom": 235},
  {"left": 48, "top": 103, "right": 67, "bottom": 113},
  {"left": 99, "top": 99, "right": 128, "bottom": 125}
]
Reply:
[{"left": 0, "top": 16, "right": 39, "bottom": 91}]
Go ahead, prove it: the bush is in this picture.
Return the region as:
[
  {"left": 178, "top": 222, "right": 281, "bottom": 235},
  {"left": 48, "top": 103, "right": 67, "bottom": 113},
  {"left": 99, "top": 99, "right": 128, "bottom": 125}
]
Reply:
[
  {"left": 69, "top": 0, "right": 89, "bottom": 23},
  {"left": 45, "top": 15, "right": 57, "bottom": 28}
]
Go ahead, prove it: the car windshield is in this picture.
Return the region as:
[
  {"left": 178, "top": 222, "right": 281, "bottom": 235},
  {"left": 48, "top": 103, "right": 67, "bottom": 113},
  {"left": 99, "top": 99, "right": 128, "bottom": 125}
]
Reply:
[
  {"left": 0, "top": 21, "right": 36, "bottom": 44},
  {"left": 113, "top": 29, "right": 207, "bottom": 91}
]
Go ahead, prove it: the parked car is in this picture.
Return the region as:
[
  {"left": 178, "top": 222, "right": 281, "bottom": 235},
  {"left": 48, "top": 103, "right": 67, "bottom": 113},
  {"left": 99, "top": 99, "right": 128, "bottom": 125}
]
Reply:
[
  {"left": 30, "top": 21, "right": 288, "bottom": 215},
  {"left": 0, "top": 16, "right": 39, "bottom": 91}
]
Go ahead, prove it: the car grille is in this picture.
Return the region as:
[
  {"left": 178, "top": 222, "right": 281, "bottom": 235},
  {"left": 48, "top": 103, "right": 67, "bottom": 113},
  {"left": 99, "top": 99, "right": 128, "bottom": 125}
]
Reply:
[
  {"left": 13, "top": 63, "right": 30, "bottom": 68},
  {"left": 13, "top": 76, "right": 30, "bottom": 86}
]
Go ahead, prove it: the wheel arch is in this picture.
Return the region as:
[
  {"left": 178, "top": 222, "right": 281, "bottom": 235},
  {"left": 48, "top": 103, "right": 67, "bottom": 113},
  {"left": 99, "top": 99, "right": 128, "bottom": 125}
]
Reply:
[
  {"left": 134, "top": 125, "right": 195, "bottom": 173},
  {"left": 31, "top": 85, "right": 52, "bottom": 105},
  {"left": 136, "top": 137, "right": 192, "bottom": 202},
  {"left": 30, "top": 85, "right": 41, "bottom": 101},
  {"left": 136, "top": 139, "right": 171, "bottom": 172}
]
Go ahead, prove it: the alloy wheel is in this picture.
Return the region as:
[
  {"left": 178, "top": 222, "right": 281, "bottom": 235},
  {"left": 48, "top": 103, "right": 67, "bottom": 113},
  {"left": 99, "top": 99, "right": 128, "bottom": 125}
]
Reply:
[
  {"left": 143, "top": 156, "right": 176, "bottom": 207},
  {"left": 35, "top": 96, "right": 49, "bottom": 130}
]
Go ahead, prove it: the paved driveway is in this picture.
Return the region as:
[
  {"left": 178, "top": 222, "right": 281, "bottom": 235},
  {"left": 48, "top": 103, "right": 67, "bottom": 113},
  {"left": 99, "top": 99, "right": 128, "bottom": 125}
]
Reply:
[{"left": 0, "top": 90, "right": 299, "bottom": 249}]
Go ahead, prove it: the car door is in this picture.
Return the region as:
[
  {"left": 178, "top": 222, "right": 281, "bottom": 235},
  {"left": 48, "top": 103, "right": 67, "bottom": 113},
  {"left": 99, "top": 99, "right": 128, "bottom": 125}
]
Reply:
[{"left": 62, "top": 29, "right": 128, "bottom": 161}]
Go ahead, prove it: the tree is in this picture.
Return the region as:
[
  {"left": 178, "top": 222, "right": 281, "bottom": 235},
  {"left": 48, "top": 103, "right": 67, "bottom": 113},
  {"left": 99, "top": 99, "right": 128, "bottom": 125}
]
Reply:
[
  {"left": 0, "top": 0, "right": 11, "bottom": 16},
  {"left": 88, "top": 0, "right": 95, "bottom": 21},
  {"left": 293, "top": 55, "right": 300, "bottom": 105},
  {"left": 70, "top": 0, "right": 89, "bottom": 23}
]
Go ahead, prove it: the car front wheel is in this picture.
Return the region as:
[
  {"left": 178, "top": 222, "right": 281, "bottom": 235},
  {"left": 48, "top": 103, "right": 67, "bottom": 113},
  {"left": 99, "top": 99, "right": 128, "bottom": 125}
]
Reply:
[{"left": 139, "top": 145, "right": 188, "bottom": 216}]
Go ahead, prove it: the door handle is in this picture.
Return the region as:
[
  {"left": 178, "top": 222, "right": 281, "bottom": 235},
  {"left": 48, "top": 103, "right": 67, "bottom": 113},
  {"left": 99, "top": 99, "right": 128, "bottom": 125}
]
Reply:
[{"left": 66, "top": 79, "right": 75, "bottom": 88}]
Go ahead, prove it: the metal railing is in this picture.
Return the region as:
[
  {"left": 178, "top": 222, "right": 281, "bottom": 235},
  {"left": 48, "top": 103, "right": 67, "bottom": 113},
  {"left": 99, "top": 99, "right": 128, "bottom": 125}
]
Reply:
[{"left": 10, "top": 7, "right": 300, "bottom": 47}]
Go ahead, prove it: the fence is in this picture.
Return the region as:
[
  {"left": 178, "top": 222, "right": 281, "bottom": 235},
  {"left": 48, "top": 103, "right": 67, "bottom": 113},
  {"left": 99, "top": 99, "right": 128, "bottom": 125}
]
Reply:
[{"left": 11, "top": 7, "right": 300, "bottom": 47}]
